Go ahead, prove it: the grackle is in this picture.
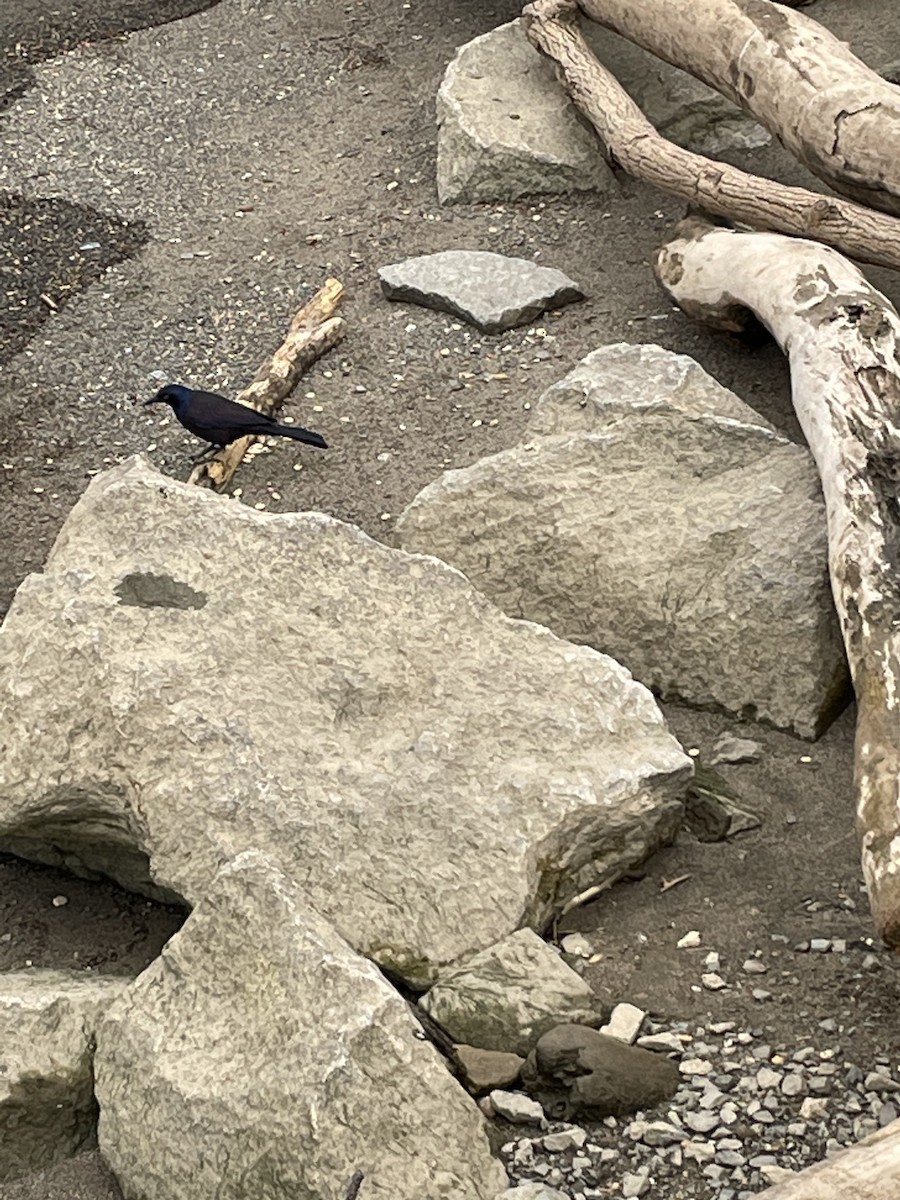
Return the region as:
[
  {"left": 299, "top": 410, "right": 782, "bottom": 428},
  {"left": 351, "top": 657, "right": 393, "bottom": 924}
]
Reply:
[{"left": 144, "top": 384, "right": 327, "bottom": 460}]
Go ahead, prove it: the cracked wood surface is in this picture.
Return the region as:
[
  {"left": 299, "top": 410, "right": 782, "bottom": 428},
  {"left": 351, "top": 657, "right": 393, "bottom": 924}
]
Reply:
[
  {"left": 572, "top": 0, "right": 900, "bottom": 217},
  {"left": 521, "top": 0, "right": 900, "bottom": 275},
  {"left": 655, "top": 217, "right": 900, "bottom": 949}
]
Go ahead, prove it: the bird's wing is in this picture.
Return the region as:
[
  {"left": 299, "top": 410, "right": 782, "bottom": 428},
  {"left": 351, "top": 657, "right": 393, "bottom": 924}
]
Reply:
[{"left": 189, "top": 391, "right": 277, "bottom": 429}]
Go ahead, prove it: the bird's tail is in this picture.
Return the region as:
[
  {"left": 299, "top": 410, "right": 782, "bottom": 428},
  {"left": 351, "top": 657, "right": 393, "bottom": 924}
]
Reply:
[{"left": 273, "top": 422, "right": 328, "bottom": 450}]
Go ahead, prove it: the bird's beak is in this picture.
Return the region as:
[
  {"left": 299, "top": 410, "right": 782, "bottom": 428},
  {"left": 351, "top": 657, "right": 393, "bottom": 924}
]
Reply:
[{"left": 143, "top": 393, "right": 164, "bottom": 406}]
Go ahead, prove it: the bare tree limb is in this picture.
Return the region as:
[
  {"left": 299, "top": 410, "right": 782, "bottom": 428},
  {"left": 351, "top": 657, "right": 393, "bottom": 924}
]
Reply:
[
  {"left": 188, "top": 277, "right": 345, "bottom": 492},
  {"left": 654, "top": 217, "right": 900, "bottom": 949},
  {"left": 573, "top": 0, "right": 900, "bottom": 216},
  {"left": 521, "top": 0, "right": 900, "bottom": 276}
]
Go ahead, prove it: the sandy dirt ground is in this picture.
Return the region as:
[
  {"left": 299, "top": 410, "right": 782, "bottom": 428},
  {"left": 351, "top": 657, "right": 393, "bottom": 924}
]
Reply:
[{"left": 2, "top": 0, "right": 900, "bottom": 1195}]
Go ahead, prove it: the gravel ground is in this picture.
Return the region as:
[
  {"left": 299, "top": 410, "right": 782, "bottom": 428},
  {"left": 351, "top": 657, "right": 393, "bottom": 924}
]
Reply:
[{"left": 2, "top": 0, "right": 900, "bottom": 1197}]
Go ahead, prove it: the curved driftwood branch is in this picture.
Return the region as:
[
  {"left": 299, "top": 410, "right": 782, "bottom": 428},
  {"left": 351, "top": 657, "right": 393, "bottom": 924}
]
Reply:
[
  {"left": 521, "top": 0, "right": 900, "bottom": 275},
  {"left": 755, "top": 1117, "right": 900, "bottom": 1198},
  {"left": 189, "top": 277, "right": 346, "bottom": 492},
  {"left": 654, "top": 217, "right": 900, "bottom": 948},
  {"left": 574, "top": 0, "right": 900, "bottom": 217}
]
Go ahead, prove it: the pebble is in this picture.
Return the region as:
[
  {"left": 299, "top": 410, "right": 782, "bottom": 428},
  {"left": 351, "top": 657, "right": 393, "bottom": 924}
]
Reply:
[
  {"left": 701, "top": 973, "right": 728, "bottom": 991},
  {"left": 491, "top": 1090, "right": 545, "bottom": 1124},
  {"left": 600, "top": 1003, "right": 646, "bottom": 1045},
  {"left": 677, "top": 930, "right": 702, "bottom": 949},
  {"left": 621, "top": 1172, "right": 650, "bottom": 1198}
]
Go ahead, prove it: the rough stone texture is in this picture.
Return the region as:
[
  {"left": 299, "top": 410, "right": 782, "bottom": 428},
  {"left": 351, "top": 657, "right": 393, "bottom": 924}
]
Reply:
[
  {"left": 397, "top": 345, "right": 848, "bottom": 739},
  {"left": 521, "top": 1024, "right": 680, "bottom": 1120},
  {"left": 420, "top": 929, "right": 602, "bottom": 1055},
  {"left": 489, "top": 1090, "right": 546, "bottom": 1125},
  {"left": 436, "top": 21, "right": 767, "bottom": 205},
  {"left": 95, "top": 851, "right": 507, "bottom": 1200},
  {"left": 0, "top": 457, "right": 691, "bottom": 987},
  {"left": 436, "top": 21, "right": 616, "bottom": 204},
  {"left": 0, "top": 971, "right": 130, "bottom": 1183},
  {"left": 599, "top": 1002, "right": 645, "bottom": 1044},
  {"left": 379, "top": 250, "right": 585, "bottom": 334},
  {"left": 495, "top": 1186, "right": 567, "bottom": 1200},
  {"left": 526, "top": 342, "right": 778, "bottom": 437},
  {"left": 455, "top": 1046, "right": 525, "bottom": 1094}
]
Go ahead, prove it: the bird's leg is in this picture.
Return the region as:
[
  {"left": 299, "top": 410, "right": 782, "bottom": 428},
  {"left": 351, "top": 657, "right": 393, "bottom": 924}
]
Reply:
[{"left": 189, "top": 443, "right": 222, "bottom": 462}]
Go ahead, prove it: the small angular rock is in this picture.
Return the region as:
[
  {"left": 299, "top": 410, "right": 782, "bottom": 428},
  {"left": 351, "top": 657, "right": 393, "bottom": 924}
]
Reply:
[
  {"left": 491, "top": 1090, "right": 545, "bottom": 1124},
  {"left": 455, "top": 1045, "right": 525, "bottom": 1093},
  {"left": 379, "top": 250, "right": 585, "bottom": 334}
]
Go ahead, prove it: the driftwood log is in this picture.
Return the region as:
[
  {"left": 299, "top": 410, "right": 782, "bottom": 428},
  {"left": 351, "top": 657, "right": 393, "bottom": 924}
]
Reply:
[
  {"left": 654, "top": 217, "right": 900, "bottom": 948},
  {"left": 520, "top": 0, "right": 900, "bottom": 276},
  {"left": 188, "top": 278, "right": 345, "bottom": 491},
  {"left": 573, "top": 0, "right": 900, "bottom": 217},
  {"left": 756, "top": 1117, "right": 900, "bottom": 1198}
]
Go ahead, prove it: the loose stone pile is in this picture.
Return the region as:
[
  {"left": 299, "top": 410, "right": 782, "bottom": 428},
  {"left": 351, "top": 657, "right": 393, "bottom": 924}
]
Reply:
[{"left": 499, "top": 1018, "right": 900, "bottom": 1199}]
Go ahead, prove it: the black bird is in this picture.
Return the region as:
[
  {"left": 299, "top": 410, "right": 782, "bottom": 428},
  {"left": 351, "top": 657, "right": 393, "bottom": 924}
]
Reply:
[{"left": 144, "top": 384, "right": 327, "bottom": 460}]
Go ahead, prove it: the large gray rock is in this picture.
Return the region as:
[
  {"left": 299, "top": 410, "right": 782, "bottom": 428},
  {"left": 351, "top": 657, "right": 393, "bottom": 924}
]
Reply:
[
  {"left": 379, "top": 250, "right": 584, "bottom": 334},
  {"left": 95, "top": 850, "right": 507, "bottom": 1200},
  {"left": 0, "top": 457, "right": 691, "bottom": 986},
  {"left": 0, "top": 971, "right": 129, "bottom": 1182},
  {"left": 436, "top": 21, "right": 616, "bottom": 205},
  {"left": 436, "top": 21, "right": 767, "bottom": 205},
  {"left": 397, "top": 345, "right": 848, "bottom": 738},
  {"left": 420, "top": 929, "right": 602, "bottom": 1055}
]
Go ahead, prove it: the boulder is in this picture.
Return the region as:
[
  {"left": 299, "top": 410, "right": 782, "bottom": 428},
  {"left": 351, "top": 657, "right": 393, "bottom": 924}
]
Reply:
[
  {"left": 397, "top": 346, "right": 848, "bottom": 738},
  {"left": 420, "top": 929, "right": 602, "bottom": 1055},
  {"left": 379, "top": 250, "right": 584, "bottom": 334},
  {"left": 436, "top": 21, "right": 615, "bottom": 205},
  {"left": 0, "top": 457, "right": 691, "bottom": 986},
  {"left": 0, "top": 971, "right": 129, "bottom": 1182},
  {"left": 436, "top": 21, "right": 767, "bottom": 205},
  {"left": 95, "top": 850, "right": 507, "bottom": 1200},
  {"left": 521, "top": 1024, "right": 680, "bottom": 1120}
]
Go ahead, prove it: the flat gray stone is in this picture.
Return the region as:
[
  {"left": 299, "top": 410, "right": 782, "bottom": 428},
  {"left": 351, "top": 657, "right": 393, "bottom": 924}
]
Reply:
[
  {"left": 95, "top": 851, "right": 506, "bottom": 1200},
  {"left": 0, "top": 458, "right": 690, "bottom": 989},
  {"left": 490, "top": 1090, "right": 545, "bottom": 1125},
  {"left": 420, "top": 929, "right": 602, "bottom": 1055},
  {"left": 709, "top": 733, "right": 763, "bottom": 766},
  {"left": 398, "top": 345, "right": 847, "bottom": 738},
  {"left": 0, "top": 971, "right": 129, "bottom": 1183},
  {"left": 379, "top": 250, "right": 584, "bottom": 334},
  {"left": 455, "top": 1045, "right": 525, "bottom": 1094}
]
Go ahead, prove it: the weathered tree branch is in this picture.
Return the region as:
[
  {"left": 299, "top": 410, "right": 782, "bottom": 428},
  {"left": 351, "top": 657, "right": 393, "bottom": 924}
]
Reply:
[
  {"left": 520, "top": 0, "right": 900, "bottom": 274},
  {"left": 754, "top": 1117, "right": 900, "bottom": 1197},
  {"left": 521, "top": 0, "right": 900, "bottom": 276},
  {"left": 654, "top": 217, "right": 900, "bottom": 949},
  {"left": 189, "top": 278, "right": 345, "bottom": 492},
  {"left": 573, "top": 0, "right": 900, "bottom": 217}
]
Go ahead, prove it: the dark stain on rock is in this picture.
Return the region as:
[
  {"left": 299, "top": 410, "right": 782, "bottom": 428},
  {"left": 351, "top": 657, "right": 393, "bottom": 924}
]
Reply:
[{"left": 115, "top": 572, "right": 207, "bottom": 611}]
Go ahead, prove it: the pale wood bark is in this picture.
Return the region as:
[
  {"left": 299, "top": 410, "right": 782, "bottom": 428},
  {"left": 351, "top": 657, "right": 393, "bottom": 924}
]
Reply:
[
  {"left": 575, "top": 0, "right": 900, "bottom": 217},
  {"left": 521, "top": 0, "right": 900, "bottom": 276},
  {"left": 654, "top": 217, "right": 900, "bottom": 949},
  {"left": 756, "top": 1118, "right": 900, "bottom": 1198},
  {"left": 189, "top": 278, "right": 345, "bottom": 491}
]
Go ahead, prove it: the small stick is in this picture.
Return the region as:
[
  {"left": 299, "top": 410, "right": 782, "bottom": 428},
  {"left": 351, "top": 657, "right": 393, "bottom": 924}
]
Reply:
[{"left": 189, "top": 277, "right": 345, "bottom": 491}]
